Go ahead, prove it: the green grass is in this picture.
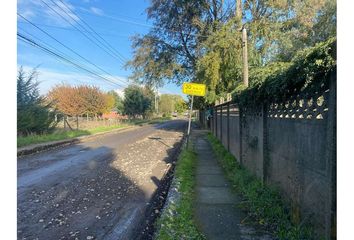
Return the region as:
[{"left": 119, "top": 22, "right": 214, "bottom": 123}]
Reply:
[
  {"left": 207, "top": 133, "right": 314, "bottom": 240},
  {"left": 17, "top": 117, "right": 174, "bottom": 148},
  {"left": 17, "top": 124, "right": 128, "bottom": 148},
  {"left": 155, "top": 142, "right": 205, "bottom": 240}
]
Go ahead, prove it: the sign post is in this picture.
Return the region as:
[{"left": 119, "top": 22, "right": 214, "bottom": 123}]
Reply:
[
  {"left": 182, "top": 83, "right": 206, "bottom": 145},
  {"left": 187, "top": 95, "right": 194, "bottom": 137}
]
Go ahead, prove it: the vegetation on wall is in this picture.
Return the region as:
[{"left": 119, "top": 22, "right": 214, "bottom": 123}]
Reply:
[{"left": 233, "top": 37, "right": 336, "bottom": 108}]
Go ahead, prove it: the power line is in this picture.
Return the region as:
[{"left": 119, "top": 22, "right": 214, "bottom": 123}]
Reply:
[
  {"left": 48, "top": 0, "right": 127, "bottom": 62},
  {"left": 39, "top": 0, "right": 126, "bottom": 64},
  {"left": 57, "top": 0, "right": 128, "bottom": 61},
  {"left": 17, "top": 13, "right": 129, "bottom": 87},
  {"left": 76, "top": 7, "right": 211, "bottom": 39},
  {"left": 18, "top": 21, "right": 131, "bottom": 38},
  {"left": 18, "top": 26, "right": 72, "bottom": 59},
  {"left": 18, "top": 27, "right": 128, "bottom": 87},
  {"left": 18, "top": 33, "right": 126, "bottom": 89},
  {"left": 79, "top": 10, "right": 154, "bottom": 29},
  {"left": 18, "top": 33, "right": 124, "bottom": 89},
  {"left": 78, "top": 7, "right": 152, "bottom": 25}
]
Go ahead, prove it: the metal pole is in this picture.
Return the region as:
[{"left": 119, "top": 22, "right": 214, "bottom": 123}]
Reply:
[{"left": 187, "top": 95, "right": 194, "bottom": 137}]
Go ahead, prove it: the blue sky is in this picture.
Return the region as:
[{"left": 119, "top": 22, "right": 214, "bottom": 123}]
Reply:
[{"left": 17, "top": 0, "right": 184, "bottom": 97}]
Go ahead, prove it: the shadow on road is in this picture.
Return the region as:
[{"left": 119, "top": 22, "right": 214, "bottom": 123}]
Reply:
[{"left": 18, "top": 119, "right": 188, "bottom": 240}]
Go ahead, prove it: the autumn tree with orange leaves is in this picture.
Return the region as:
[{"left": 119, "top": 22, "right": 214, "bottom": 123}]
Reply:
[
  {"left": 48, "top": 84, "right": 116, "bottom": 129},
  {"left": 48, "top": 85, "right": 86, "bottom": 117}
]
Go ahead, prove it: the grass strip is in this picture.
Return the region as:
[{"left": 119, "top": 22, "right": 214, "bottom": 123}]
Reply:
[
  {"left": 17, "top": 124, "right": 127, "bottom": 148},
  {"left": 207, "top": 133, "right": 314, "bottom": 240},
  {"left": 17, "top": 117, "right": 173, "bottom": 148},
  {"left": 155, "top": 142, "right": 205, "bottom": 240}
]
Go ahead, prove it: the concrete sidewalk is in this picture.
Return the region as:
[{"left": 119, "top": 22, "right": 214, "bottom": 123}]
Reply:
[{"left": 192, "top": 130, "right": 274, "bottom": 240}]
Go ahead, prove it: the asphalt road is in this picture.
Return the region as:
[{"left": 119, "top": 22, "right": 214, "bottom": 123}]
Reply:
[{"left": 17, "top": 119, "right": 187, "bottom": 240}]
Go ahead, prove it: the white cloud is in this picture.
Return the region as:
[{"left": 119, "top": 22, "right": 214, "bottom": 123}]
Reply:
[
  {"left": 17, "top": 0, "right": 80, "bottom": 27},
  {"left": 43, "top": 1, "right": 80, "bottom": 27},
  {"left": 89, "top": 7, "right": 104, "bottom": 16}
]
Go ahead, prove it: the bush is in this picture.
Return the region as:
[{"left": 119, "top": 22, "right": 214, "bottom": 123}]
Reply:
[{"left": 17, "top": 67, "right": 57, "bottom": 136}]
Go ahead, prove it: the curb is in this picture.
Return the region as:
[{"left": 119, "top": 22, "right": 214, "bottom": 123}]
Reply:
[
  {"left": 17, "top": 125, "right": 138, "bottom": 157},
  {"left": 139, "top": 134, "right": 187, "bottom": 239},
  {"left": 150, "top": 136, "right": 188, "bottom": 239}
]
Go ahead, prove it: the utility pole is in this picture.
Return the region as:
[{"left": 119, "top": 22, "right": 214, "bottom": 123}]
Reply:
[
  {"left": 236, "top": 0, "right": 249, "bottom": 87},
  {"left": 242, "top": 26, "right": 249, "bottom": 87},
  {"left": 236, "top": 0, "right": 242, "bottom": 24}
]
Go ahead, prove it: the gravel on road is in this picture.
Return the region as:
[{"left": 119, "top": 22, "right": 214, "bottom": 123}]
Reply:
[{"left": 17, "top": 120, "right": 187, "bottom": 240}]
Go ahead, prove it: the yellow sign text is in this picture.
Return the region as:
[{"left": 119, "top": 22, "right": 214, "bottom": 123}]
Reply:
[{"left": 182, "top": 83, "right": 206, "bottom": 96}]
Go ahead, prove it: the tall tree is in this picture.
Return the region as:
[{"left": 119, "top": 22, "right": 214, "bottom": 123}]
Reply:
[
  {"left": 48, "top": 85, "right": 86, "bottom": 118},
  {"left": 78, "top": 86, "right": 105, "bottom": 117},
  {"left": 196, "top": 0, "right": 336, "bottom": 104},
  {"left": 127, "top": 0, "right": 336, "bottom": 106},
  {"left": 123, "top": 85, "right": 153, "bottom": 119},
  {"left": 17, "top": 67, "right": 57, "bottom": 135},
  {"left": 126, "top": 0, "right": 235, "bottom": 87}
]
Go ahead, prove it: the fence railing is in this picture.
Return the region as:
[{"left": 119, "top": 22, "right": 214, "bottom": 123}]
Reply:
[{"left": 197, "top": 75, "right": 336, "bottom": 239}]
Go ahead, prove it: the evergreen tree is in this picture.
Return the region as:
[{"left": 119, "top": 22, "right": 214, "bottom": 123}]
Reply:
[{"left": 17, "top": 67, "right": 57, "bottom": 135}]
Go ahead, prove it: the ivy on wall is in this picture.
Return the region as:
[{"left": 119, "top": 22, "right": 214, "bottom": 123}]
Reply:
[{"left": 232, "top": 37, "right": 336, "bottom": 108}]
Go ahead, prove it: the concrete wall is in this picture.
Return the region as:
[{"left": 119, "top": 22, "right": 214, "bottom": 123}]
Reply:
[
  {"left": 204, "top": 77, "right": 336, "bottom": 239},
  {"left": 241, "top": 110, "right": 264, "bottom": 179},
  {"left": 229, "top": 104, "right": 241, "bottom": 162},
  {"left": 221, "top": 107, "right": 228, "bottom": 148}
]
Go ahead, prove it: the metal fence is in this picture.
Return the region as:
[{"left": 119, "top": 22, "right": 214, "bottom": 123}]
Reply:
[{"left": 197, "top": 75, "right": 336, "bottom": 239}]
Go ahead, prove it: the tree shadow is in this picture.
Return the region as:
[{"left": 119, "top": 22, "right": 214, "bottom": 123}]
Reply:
[{"left": 18, "top": 121, "right": 187, "bottom": 240}]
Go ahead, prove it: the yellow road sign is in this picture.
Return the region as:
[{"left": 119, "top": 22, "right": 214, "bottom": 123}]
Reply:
[{"left": 182, "top": 82, "right": 206, "bottom": 96}]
